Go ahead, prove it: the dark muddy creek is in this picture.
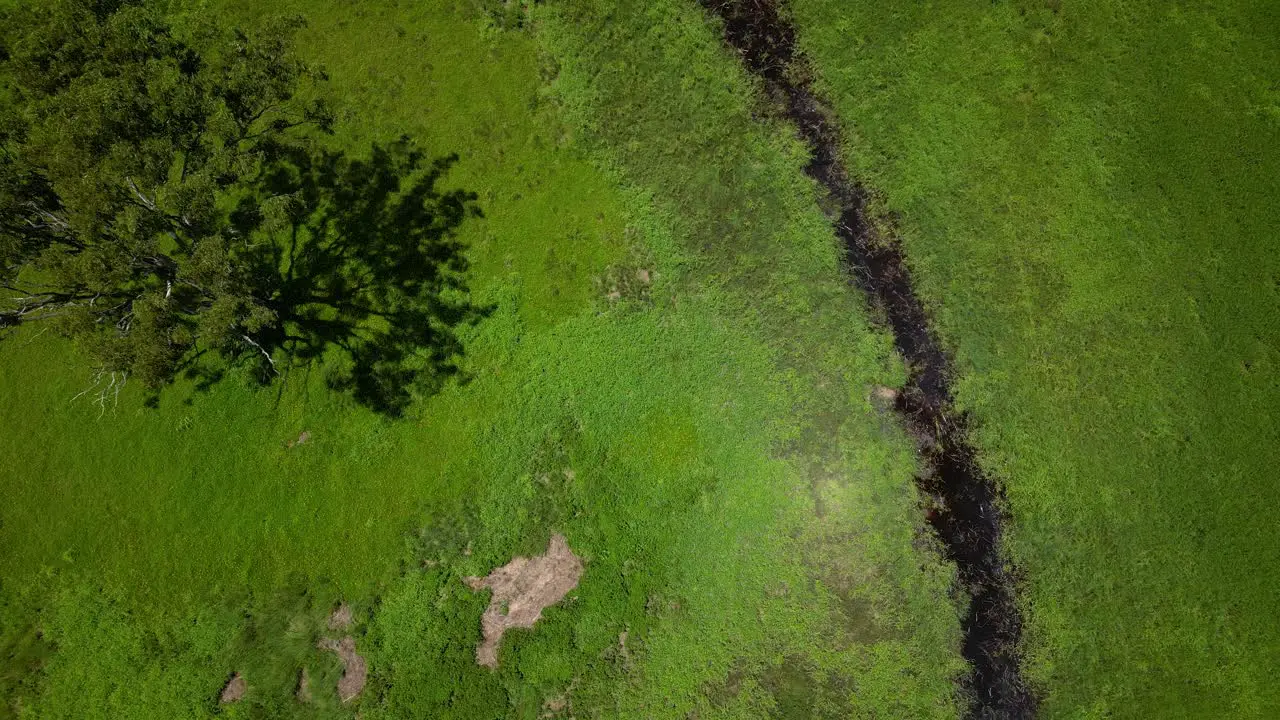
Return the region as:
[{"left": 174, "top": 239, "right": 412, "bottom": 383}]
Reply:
[{"left": 698, "top": 1, "right": 1036, "bottom": 717}]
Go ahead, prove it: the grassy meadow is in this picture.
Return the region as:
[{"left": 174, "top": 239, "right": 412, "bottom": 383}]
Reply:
[
  {"left": 5, "top": 0, "right": 1276, "bottom": 716},
  {"left": 787, "top": 0, "right": 1280, "bottom": 716},
  {"left": 2, "top": 1, "right": 964, "bottom": 717}
]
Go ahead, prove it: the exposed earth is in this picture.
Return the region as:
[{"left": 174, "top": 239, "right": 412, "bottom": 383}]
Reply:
[
  {"left": 218, "top": 672, "right": 246, "bottom": 704},
  {"left": 465, "top": 534, "right": 585, "bottom": 669},
  {"left": 317, "top": 636, "right": 367, "bottom": 703}
]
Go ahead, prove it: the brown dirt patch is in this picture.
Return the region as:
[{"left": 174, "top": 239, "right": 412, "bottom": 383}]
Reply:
[
  {"left": 318, "top": 636, "right": 367, "bottom": 703},
  {"left": 464, "top": 533, "right": 583, "bottom": 668},
  {"left": 219, "top": 672, "right": 246, "bottom": 704},
  {"left": 328, "top": 603, "right": 353, "bottom": 631}
]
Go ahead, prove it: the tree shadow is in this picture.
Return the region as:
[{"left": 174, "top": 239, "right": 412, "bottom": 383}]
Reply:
[{"left": 184, "top": 137, "right": 488, "bottom": 416}]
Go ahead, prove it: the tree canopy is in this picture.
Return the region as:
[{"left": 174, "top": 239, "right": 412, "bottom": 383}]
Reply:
[{"left": 0, "top": 0, "right": 483, "bottom": 415}]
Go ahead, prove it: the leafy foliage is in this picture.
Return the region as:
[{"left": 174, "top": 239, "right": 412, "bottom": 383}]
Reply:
[{"left": 0, "top": 0, "right": 482, "bottom": 413}]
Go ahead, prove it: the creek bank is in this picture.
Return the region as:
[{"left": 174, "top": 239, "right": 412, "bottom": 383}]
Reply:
[{"left": 697, "top": 1, "right": 1036, "bottom": 716}]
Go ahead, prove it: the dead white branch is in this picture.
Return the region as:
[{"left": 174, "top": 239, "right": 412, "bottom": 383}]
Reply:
[
  {"left": 70, "top": 369, "right": 106, "bottom": 404},
  {"left": 126, "top": 177, "right": 159, "bottom": 212},
  {"left": 25, "top": 203, "right": 71, "bottom": 232},
  {"left": 69, "top": 370, "right": 127, "bottom": 418},
  {"left": 242, "top": 333, "right": 278, "bottom": 375}
]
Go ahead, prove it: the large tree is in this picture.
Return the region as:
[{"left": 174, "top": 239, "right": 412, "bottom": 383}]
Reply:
[{"left": 0, "top": 0, "right": 482, "bottom": 414}]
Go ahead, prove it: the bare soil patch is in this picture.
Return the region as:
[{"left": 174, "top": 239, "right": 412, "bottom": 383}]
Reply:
[
  {"left": 318, "top": 636, "right": 367, "bottom": 703},
  {"left": 328, "top": 603, "right": 354, "bottom": 631},
  {"left": 218, "top": 672, "right": 246, "bottom": 704},
  {"left": 464, "top": 533, "right": 584, "bottom": 668}
]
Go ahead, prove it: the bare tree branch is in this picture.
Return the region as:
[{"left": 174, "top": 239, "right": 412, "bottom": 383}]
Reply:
[
  {"left": 242, "top": 333, "right": 278, "bottom": 375},
  {"left": 126, "top": 177, "right": 159, "bottom": 212}
]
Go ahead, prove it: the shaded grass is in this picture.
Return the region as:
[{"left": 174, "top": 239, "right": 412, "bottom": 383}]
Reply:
[
  {"left": 1, "top": 2, "right": 625, "bottom": 714},
  {"left": 2, "top": 0, "right": 965, "bottom": 717},
  {"left": 788, "top": 0, "right": 1280, "bottom": 716}
]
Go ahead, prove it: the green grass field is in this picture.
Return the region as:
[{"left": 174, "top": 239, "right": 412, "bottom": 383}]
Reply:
[
  {"left": 3, "top": 0, "right": 1278, "bottom": 717},
  {"left": 1, "top": 1, "right": 962, "bottom": 717},
  {"left": 787, "top": 0, "right": 1280, "bottom": 716}
]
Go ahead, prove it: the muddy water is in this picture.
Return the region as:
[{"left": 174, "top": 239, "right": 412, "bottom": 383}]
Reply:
[{"left": 697, "top": 1, "right": 1036, "bottom": 716}]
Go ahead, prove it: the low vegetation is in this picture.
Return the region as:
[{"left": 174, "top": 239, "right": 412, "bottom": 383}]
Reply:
[
  {"left": 3, "top": 0, "right": 1275, "bottom": 717},
  {"left": 788, "top": 0, "right": 1280, "bottom": 716},
  {"left": 1, "top": 0, "right": 961, "bottom": 717}
]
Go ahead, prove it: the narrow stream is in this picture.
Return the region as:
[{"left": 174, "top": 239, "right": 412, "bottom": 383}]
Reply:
[{"left": 698, "top": 1, "right": 1037, "bottom": 716}]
